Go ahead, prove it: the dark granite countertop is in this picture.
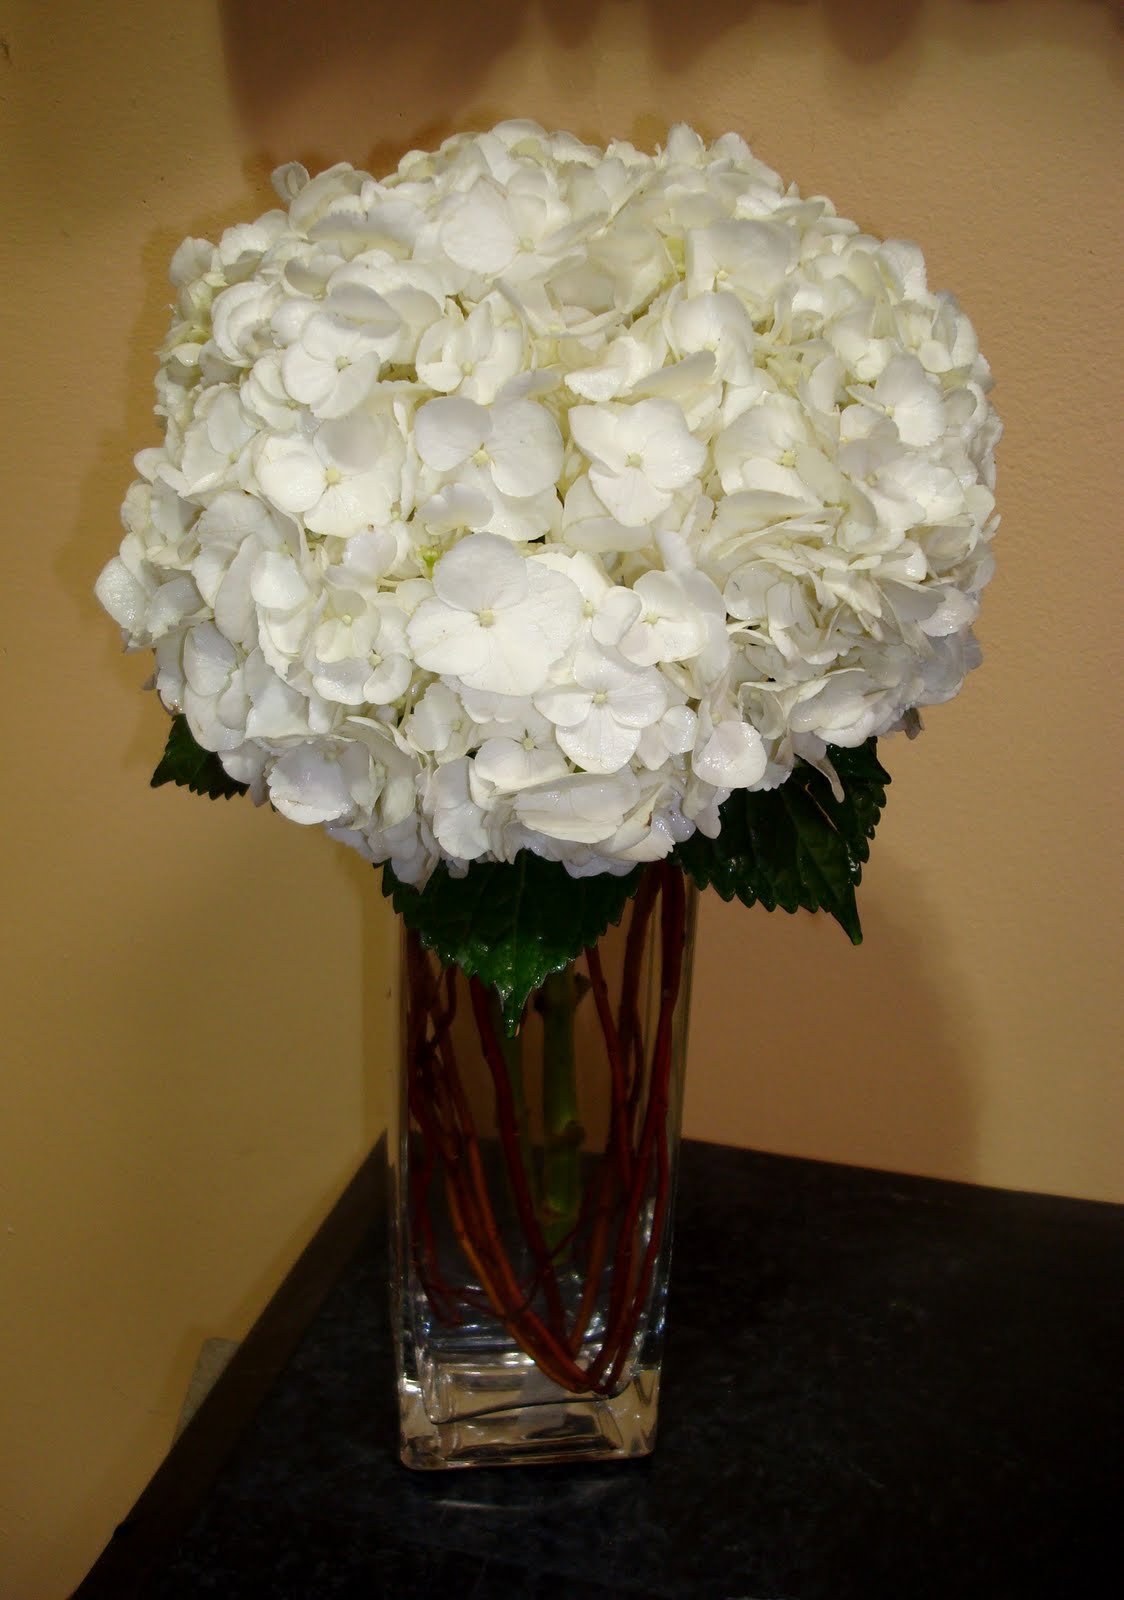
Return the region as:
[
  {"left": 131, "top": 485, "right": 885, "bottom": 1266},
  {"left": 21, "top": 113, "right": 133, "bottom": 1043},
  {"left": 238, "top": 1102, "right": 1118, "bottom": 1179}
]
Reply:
[{"left": 77, "top": 1141, "right": 1124, "bottom": 1599}]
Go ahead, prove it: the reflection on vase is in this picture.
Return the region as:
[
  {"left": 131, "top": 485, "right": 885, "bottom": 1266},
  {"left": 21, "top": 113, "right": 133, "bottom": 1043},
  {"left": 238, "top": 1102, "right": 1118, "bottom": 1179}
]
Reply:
[{"left": 390, "top": 861, "right": 697, "bottom": 1469}]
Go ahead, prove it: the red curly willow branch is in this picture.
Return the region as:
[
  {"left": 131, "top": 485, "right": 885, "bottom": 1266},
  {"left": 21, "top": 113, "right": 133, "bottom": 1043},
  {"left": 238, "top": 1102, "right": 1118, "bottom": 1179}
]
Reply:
[{"left": 403, "top": 860, "right": 687, "bottom": 1397}]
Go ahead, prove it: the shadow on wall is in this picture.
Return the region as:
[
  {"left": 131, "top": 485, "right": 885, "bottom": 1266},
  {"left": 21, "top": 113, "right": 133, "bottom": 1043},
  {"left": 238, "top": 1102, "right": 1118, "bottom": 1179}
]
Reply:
[
  {"left": 217, "top": 0, "right": 1118, "bottom": 183},
  {"left": 686, "top": 856, "right": 979, "bottom": 1183},
  {"left": 217, "top": 0, "right": 768, "bottom": 133},
  {"left": 58, "top": 222, "right": 199, "bottom": 778}
]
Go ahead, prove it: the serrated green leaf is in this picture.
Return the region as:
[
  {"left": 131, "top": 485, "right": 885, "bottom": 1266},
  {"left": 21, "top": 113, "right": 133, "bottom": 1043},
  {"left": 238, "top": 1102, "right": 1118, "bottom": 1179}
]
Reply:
[
  {"left": 672, "top": 738, "right": 890, "bottom": 944},
  {"left": 382, "top": 853, "right": 644, "bottom": 1033},
  {"left": 151, "top": 714, "right": 249, "bottom": 801}
]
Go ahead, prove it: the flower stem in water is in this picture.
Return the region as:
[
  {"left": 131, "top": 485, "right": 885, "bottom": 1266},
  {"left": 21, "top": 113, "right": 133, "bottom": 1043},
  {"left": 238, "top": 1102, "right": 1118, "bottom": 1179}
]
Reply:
[{"left": 537, "top": 965, "right": 584, "bottom": 1254}]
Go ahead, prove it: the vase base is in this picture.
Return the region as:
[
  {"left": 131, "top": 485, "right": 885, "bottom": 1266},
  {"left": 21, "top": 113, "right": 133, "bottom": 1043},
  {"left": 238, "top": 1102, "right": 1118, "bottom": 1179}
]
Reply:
[{"left": 397, "top": 1363, "right": 661, "bottom": 1470}]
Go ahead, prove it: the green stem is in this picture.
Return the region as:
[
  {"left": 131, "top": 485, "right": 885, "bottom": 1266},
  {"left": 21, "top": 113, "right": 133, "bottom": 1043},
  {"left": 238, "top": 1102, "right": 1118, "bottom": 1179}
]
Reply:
[
  {"left": 537, "top": 965, "right": 584, "bottom": 1254},
  {"left": 489, "top": 990, "right": 535, "bottom": 1212}
]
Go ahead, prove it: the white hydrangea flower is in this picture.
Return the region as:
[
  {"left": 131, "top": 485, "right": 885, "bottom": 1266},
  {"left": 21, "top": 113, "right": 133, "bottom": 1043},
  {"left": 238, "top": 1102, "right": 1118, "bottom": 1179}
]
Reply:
[
  {"left": 427, "top": 757, "right": 495, "bottom": 861},
  {"left": 472, "top": 712, "right": 569, "bottom": 794},
  {"left": 182, "top": 621, "right": 249, "bottom": 751},
  {"left": 405, "top": 681, "right": 484, "bottom": 761},
  {"left": 178, "top": 387, "right": 258, "bottom": 498},
  {"left": 256, "top": 411, "right": 404, "bottom": 536},
  {"left": 415, "top": 298, "right": 525, "bottom": 402},
  {"left": 592, "top": 570, "right": 710, "bottom": 667},
  {"left": 407, "top": 532, "right": 581, "bottom": 696},
  {"left": 97, "top": 123, "right": 998, "bottom": 877},
  {"left": 281, "top": 311, "right": 390, "bottom": 419},
  {"left": 267, "top": 737, "right": 378, "bottom": 827},
  {"left": 535, "top": 638, "right": 669, "bottom": 774},
  {"left": 693, "top": 713, "right": 769, "bottom": 789},
  {"left": 513, "top": 770, "right": 642, "bottom": 846},
  {"left": 414, "top": 395, "right": 563, "bottom": 500},
  {"left": 569, "top": 399, "right": 707, "bottom": 527},
  {"left": 309, "top": 591, "right": 413, "bottom": 708}
]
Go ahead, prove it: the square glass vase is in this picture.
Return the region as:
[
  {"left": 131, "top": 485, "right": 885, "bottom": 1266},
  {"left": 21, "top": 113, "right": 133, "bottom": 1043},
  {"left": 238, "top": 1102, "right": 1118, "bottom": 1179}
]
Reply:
[{"left": 389, "top": 862, "right": 696, "bottom": 1469}]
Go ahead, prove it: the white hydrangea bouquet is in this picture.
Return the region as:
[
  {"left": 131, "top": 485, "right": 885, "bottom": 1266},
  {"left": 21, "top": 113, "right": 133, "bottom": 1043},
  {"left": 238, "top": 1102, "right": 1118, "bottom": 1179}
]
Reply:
[
  {"left": 98, "top": 121, "right": 998, "bottom": 1467},
  {"left": 97, "top": 120, "right": 998, "bottom": 1026}
]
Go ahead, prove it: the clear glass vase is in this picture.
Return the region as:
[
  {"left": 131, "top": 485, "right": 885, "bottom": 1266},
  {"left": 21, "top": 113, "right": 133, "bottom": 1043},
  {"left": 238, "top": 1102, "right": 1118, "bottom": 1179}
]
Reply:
[{"left": 389, "top": 861, "right": 696, "bottom": 1470}]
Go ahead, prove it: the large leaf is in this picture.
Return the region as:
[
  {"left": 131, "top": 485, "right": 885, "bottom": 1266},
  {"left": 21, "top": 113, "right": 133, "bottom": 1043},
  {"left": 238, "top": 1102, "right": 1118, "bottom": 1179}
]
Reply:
[
  {"left": 151, "top": 714, "right": 249, "bottom": 801},
  {"left": 672, "top": 739, "right": 890, "bottom": 944},
  {"left": 152, "top": 709, "right": 886, "bottom": 1007},
  {"left": 383, "top": 854, "right": 643, "bottom": 1033}
]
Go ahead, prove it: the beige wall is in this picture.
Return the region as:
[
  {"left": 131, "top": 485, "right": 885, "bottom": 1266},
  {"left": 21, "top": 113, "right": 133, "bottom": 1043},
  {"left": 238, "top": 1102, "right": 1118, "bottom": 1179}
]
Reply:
[{"left": 2, "top": 2, "right": 1120, "bottom": 1593}]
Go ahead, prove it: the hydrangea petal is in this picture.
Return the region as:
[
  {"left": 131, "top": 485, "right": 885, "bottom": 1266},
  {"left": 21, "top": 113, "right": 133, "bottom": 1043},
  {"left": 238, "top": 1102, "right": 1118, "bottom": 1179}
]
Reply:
[
  {"left": 693, "top": 720, "right": 768, "bottom": 788},
  {"left": 440, "top": 185, "right": 519, "bottom": 275},
  {"left": 474, "top": 737, "right": 568, "bottom": 792},
  {"left": 487, "top": 401, "right": 563, "bottom": 497},
  {"left": 406, "top": 600, "right": 489, "bottom": 678},
  {"left": 415, "top": 396, "right": 490, "bottom": 472},
  {"left": 431, "top": 531, "right": 528, "bottom": 613},
  {"left": 557, "top": 707, "right": 640, "bottom": 773},
  {"left": 256, "top": 438, "right": 324, "bottom": 515}
]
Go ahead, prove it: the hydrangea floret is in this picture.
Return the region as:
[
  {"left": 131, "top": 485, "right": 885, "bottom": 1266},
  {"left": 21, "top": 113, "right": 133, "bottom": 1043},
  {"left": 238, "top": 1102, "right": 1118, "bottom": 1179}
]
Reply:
[{"left": 98, "top": 123, "right": 999, "bottom": 1021}]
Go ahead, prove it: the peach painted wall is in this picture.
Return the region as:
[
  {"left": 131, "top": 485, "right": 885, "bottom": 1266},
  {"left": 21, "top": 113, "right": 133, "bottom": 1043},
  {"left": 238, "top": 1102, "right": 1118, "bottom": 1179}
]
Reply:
[{"left": 2, "top": 2, "right": 1120, "bottom": 1593}]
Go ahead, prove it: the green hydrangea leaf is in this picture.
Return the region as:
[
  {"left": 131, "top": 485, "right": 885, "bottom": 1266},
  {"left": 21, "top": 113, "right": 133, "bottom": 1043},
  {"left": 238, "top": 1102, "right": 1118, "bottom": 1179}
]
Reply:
[
  {"left": 672, "top": 739, "right": 890, "bottom": 944},
  {"left": 382, "top": 853, "right": 644, "bottom": 1033},
  {"left": 151, "top": 714, "right": 249, "bottom": 801}
]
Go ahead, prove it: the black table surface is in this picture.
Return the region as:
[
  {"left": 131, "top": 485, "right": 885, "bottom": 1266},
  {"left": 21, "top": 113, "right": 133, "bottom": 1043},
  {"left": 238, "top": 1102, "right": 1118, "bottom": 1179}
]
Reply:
[{"left": 77, "top": 1140, "right": 1124, "bottom": 1599}]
